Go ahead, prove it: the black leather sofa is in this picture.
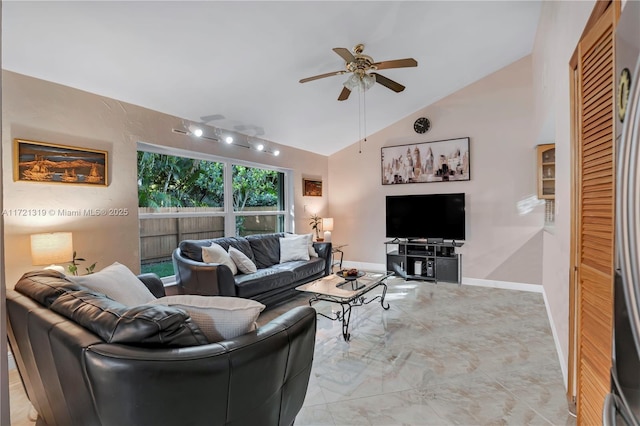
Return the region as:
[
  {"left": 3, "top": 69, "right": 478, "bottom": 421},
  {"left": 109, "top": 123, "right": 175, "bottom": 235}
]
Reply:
[
  {"left": 173, "top": 233, "right": 332, "bottom": 308},
  {"left": 6, "top": 270, "right": 316, "bottom": 426}
]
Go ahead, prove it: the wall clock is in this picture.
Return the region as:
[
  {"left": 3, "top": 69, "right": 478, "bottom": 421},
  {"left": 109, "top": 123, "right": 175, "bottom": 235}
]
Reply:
[
  {"left": 618, "top": 68, "right": 631, "bottom": 123},
  {"left": 413, "top": 117, "right": 431, "bottom": 134}
]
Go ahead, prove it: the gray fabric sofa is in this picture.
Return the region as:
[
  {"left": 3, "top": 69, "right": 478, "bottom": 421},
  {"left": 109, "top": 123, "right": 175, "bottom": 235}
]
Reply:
[
  {"left": 173, "top": 233, "right": 332, "bottom": 308},
  {"left": 7, "top": 270, "right": 316, "bottom": 426}
]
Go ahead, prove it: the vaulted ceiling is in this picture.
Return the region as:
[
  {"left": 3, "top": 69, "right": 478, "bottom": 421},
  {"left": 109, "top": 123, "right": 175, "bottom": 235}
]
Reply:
[{"left": 2, "top": 1, "right": 542, "bottom": 156}]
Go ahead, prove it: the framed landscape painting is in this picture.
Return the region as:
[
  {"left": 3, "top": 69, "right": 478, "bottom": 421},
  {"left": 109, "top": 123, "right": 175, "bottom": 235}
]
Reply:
[
  {"left": 14, "top": 139, "right": 108, "bottom": 186},
  {"left": 303, "top": 178, "right": 322, "bottom": 196},
  {"left": 381, "top": 137, "right": 470, "bottom": 185}
]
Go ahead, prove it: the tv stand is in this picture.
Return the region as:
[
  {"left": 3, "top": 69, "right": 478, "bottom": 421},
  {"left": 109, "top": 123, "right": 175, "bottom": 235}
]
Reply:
[{"left": 385, "top": 239, "right": 462, "bottom": 283}]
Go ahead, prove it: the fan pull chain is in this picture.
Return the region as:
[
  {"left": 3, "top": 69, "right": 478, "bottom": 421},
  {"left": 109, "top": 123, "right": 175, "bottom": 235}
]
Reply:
[
  {"left": 358, "top": 87, "right": 368, "bottom": 154},
  {"left": 363, "top": 89, "right": 367, "bottom": 144},
  {"left": 358, "top": 89, "right": 362, "bottom": 153}
]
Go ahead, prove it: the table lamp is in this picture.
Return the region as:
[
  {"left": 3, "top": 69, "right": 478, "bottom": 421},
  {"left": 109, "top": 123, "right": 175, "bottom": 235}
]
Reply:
[
  {"left": 30, "top": 232, "right": 73, "bottom": 274},
  {"left": 322, "top": 218, "right": 334, "bottom": 242}
]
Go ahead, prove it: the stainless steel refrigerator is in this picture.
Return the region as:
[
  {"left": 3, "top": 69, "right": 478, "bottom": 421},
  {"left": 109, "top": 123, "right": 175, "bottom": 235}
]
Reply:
[{"left": 605, "top": 1, "right": 640, "bottom": 424}]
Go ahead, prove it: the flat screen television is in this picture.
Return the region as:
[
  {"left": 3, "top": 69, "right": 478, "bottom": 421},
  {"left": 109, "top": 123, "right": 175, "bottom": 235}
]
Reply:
[{"left": 386, "top": 193, "right": 466, "bottom": 240}]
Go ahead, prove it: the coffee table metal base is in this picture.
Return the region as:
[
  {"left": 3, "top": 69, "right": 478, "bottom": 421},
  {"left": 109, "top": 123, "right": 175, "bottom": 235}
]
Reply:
[{"left": 307, "top": 281, "right": 390, "bottom": 341}]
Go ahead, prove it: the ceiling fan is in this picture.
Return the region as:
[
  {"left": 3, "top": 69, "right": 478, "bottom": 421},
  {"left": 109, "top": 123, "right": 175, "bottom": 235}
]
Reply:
[{"left": 299, "top": 43, "right": 418, "bottom": 101}]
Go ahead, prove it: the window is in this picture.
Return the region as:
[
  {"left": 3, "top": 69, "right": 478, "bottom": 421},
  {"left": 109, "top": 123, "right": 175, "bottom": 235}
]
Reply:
[
  {"left": 232, "top": 165, "right": 285, "bottom": 236},
  {"left": 137, "top": 144, "right": 291, "bottom": 278}
]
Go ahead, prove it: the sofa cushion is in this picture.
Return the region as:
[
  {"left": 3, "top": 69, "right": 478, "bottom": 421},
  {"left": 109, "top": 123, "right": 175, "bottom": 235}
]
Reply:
[
  {"left": 50, "top": 289, "right": 208, "bottom": 347},
  {"left": 272, "top": 257, "right": 326, "bottom": 282},
  {"left": 68, "top": 262, "right": 156, "bottom": 306},
  {"left": 246, "top": 233, "right": 284, "bottom": 269},
  {"left": 229, "top": 247, "right": 258, "bottom": 274},
  {"left": 15, "top": 270, "right": 84, "bottom": 307},
  {"left": 279, "top": 235, "right": 310, "bottom": 263},
  {"left": 202, "top": 243, "right": 238, "bottom": 275},
  {"left": 209, "top": 237, "right": 256, "bottom": 262},
  {"left": 285, "top": 233, "right": 318, "bottom": 257},
  {"left": 234, "top": 268, "right": 294, "bottom": 298},
  {"left": 149, "top": 295, "right": 265, "bottom": 343},
  {"left": 180, "top": 237, "right": 254, "bottom": 263}
]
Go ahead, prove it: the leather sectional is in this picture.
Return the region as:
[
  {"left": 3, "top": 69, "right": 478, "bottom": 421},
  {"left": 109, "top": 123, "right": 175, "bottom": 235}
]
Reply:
[
  {"left": 6, "top": 270, "right": 316, "bottom": 426},
  {"left": 173, "top": 233, "right": 332, "bottom": 308}
]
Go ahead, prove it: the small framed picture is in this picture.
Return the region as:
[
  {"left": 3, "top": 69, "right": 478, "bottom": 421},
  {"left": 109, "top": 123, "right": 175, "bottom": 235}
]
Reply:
[
  {"left": 303, "top": 178, "right": 322, "bottom": 196},
  {"left": 14, "top": 139, "right": 108, "bottom": 186}
]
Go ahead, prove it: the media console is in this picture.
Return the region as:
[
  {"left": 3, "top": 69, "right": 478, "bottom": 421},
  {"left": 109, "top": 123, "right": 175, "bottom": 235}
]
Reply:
[{"left": 385, "top": 239, "right": 463, "bottom": 283}]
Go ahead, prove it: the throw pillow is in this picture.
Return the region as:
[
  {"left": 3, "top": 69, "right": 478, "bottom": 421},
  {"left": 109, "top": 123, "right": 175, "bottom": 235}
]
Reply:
[
  {"left": 279, "top": 235, "right": 310, "bottom": 263},
  {"left": 68, "top": 262, "right": 156, "bottom": 306},
  {"left": 202, "top": 243, "right": 238, "bottom": 275},
  {"left": 51, "top": 290, "right": 208, "bottom": 347},
  {"left": 285, "top": 233, "right": 318, "bottom": 257},
  {"left": 229, "top": 247, "right": 258, "bottom": 274},
  {"left": 149, "top": 295, "right": 266, "bottom": 343}
]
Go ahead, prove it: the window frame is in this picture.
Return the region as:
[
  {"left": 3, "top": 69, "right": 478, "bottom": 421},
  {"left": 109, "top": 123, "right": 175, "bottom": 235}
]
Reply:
[{"left": 137, "top": 142, "right": 294, "bottom": 280}]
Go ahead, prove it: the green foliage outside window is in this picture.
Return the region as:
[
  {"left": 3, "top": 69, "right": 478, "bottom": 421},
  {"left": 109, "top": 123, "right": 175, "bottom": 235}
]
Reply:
[
  {"left": 137, "top": 152, "right": 281, "bottom": 210},
  {"left": 231, "top": 165, "right": 279, "bottom": 210},
  {"left": 137, "top": 152, "right": 224, "bottom": 208}
]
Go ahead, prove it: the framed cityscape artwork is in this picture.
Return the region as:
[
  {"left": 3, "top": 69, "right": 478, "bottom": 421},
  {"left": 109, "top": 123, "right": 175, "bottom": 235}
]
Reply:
[
  {"left": 381, "top": 137, "right": 470, "bottom": 185},
  {"left": 14, "top": 139, "right": 108, "bottom": 186}
]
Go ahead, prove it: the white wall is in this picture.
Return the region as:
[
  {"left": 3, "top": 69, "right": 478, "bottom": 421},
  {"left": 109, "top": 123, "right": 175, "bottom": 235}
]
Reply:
[
  {"left": 0, "top": 5, "right": 10, "bottom": 423},
  {"left": 1, "top": 71, "right": 329, "bottom": 288},
  {"left": 531, "top": 0, "right": 595, "bottom": 383},
  {"left": 0, "top": 1, "right": 602, "bottom": 396},
  {"left": 328, "top": 56, "right": 545, "bottom": 285}
]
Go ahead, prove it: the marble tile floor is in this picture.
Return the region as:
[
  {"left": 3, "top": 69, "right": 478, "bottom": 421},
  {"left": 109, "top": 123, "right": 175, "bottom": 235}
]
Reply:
[
  {"left": 261, "top": 278, "right": 576, "bottom": 426},
  {"left": 8, "top": 278, "right": 575, "bottom": 425}
]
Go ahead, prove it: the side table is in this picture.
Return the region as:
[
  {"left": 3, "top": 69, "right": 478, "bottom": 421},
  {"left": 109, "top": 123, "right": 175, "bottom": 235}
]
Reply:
[{"left": 331, "top": 244, "right": 347, "bottom": 271}]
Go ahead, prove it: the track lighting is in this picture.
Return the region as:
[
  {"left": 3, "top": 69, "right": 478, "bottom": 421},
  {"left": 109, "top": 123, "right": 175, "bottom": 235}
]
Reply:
[
  {"left": 188, "top": 124, "right": 203, "bottom": 137},
  {"left": 172, "top": 125, "right": 280, "bottom": 156}
]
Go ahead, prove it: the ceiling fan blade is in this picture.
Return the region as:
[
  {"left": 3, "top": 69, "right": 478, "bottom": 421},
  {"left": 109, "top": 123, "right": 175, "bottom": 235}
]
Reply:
[
  {"left": 299, "top": 70, "right": 346, "bottom": 83},
  {"left": 371, "top": 73, "right": 405, "bottom": 93},
  {"left": 372, "top": 58, "right": 418, "bottom": 70},
  {"left": 200, "top": 114, "right": 225, "bottom": 123},
  {"left": 338, "top": 86, "right": 351, "bottom": 101},
  {"left": 333, "top": 47, "right": 356, "bottom": 63}
]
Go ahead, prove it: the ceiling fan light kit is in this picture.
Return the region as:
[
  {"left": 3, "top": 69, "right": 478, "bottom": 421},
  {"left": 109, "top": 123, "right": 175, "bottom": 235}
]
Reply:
[
  {"left": 299, "top": 43, "right": 418, "bottom": 101},
  {"left": 344, "top": 72, "right": 376, "bottom": 92}
]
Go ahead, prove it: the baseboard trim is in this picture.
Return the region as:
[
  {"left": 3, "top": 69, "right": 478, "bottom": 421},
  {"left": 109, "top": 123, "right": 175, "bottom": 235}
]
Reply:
[
  {"left": 542, "top": 288, "right": 568, "bottom": 388},
  {"left": 461, "top": 277, "right": 544, "bottom": 293},
  {"left": 8, "top": 351, "right": 15, "bottom": 370}
]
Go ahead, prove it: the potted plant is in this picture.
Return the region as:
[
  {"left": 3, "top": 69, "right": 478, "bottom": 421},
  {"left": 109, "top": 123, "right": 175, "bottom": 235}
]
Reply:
[
  {"left": 309, "top": 214, "right": 323, "bottom": 241},
  {"left": 68, "top": 251, "right": 97, "bottom": 276}
]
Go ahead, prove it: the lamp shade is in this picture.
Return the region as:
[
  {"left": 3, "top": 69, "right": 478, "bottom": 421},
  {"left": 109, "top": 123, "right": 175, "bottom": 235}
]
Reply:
[
  {"left": 30, "top": 232, "right": 73, "bottom": 265},
  {"left": 322, "top": 218, "right": 333, "bottom": 243}
]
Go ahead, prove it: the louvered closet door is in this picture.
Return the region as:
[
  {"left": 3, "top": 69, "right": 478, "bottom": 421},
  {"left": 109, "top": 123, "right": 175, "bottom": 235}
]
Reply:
[{"left": 576, "top": 5, "right": 616, "bottom": 424}]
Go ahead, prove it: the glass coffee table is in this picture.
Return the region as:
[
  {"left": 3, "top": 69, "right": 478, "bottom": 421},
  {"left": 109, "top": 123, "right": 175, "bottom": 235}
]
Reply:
[{"left": 296, "top": 271, "right": 392, "bottom": 341}]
